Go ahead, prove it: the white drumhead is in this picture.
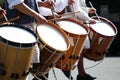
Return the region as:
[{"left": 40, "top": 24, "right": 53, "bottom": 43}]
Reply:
[
  {"left": 0, "top": 26, "right": 36, "bottom": 43},
  {"left": 57, "top": 20, "right": 87, "bottom": 35},
  {"left": 37, "top": 24, "right": 68, "bottom": 51},
  {"left": 90, "top": 20, "right": 115, "bottom": 36}
]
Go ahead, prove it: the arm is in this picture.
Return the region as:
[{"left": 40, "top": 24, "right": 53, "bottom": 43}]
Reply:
[
  {"left": 79, "top": 0, "right": 96, "bottom": 14},
  {"left": 74, "top": 0, "right": 96, "bottom": 24},
  {"left": 74, "top": 0, "right": 91, "bottom": 21},
  {"left": 7, "top": 0, "right": 47, "bottom": 24}
]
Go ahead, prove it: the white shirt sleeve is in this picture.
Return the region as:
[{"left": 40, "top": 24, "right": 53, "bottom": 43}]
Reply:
[
  {"left": 79, "top": 0, "right": 89, "bottom": 13},
  {"left": 74, "top": 0, "right": 92, "bottom": 22},
  {"left": 7, "top": 0, "right": 24, "bottom": 9},
  {"left": 38, "top": 7, "right": 53, "bottom": 16},
  {"left": 36, "top": 0, "right": 69, "bottom": 16},
  {"left": 54, "top": 0, "right": 68, "bottom": 12},
  {"left": 36, "top": 0, "right": 53, "bottom": 16}
]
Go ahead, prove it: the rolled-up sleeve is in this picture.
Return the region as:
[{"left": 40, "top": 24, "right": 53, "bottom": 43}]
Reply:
[
  {"left": 38, "top": 7, "right": 52, "bottom": 16},
  {"left": 7, "top": 0, "right": 24, "bottom": 9},
  {"left": 74, "top": 0, "right": 91, "bottom": 21},
  {"left": 55, "top": 0, "right": 68, "bottom": 12}
]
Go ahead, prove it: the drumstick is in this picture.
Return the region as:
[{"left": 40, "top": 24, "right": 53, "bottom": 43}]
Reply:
[
  {"left": 60, "top": 11, "right": 80, "bottom": 16},
  {"left": 0, "top": 16, "right": 20, "bottom": 24},
  {"left": 49, "top": 11, "right": 80, "bottom": 21},
  {"left": 89, "top": 1, "right": 101, "bottom": 21},
  {"left": 50, "top": 5, "right": 58, "bottom": 24},
  {"left": 0, "top": 7, "right": 9, "bottom": 22},
  {"left": 71, "top": 4, "right": 76, "bottom": 18},
  {"left": 48, "top": 17, "right": 61, "bottom": 21},
  {"left": 50, "top": 5, "right": 55, "bottom": 18},
  {"left": 84, "top": 20, "right": 102, "bottom": 24}
]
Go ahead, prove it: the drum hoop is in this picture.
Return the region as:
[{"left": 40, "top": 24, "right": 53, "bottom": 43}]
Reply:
[
  {"left": 57, "top": 18, "right": 89, "bottom": 37},
  {"left": 37, "top": 21, "right": 70, "bottom": 52},
  {"left": 0, "top": 24, "right": 37, "bottom": 48},
  {"left": 90, "top": 16, "right": 118, "bottom": 37}
]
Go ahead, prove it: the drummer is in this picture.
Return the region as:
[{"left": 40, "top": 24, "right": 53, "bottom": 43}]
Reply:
[
  {"left": 36, "top": 0, "right": 96, "bottom": 80},
  {"left": 75, "top": 0, "right": 97, "bottom": 80},
  {"left": 4, "top": 0, "right": 54, "bottom": 80}
]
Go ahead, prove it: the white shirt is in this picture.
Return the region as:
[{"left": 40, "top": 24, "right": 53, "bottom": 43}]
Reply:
[
  {"left": 72, "top": 0, "right": 92, "bottom": 22},
  {"left": 37, "top": 0, "right": 92, "bottom": 22},
  {"left": 7, "top": 0, "right": 24, "bottom": 9},
  {"left": 54, "top": 0, "right": 68, "bottom": 12},
  {"left": 36, "top": 0, "right": 69, "bottom": 16},
  {"left": 79, "top": 0, "right": 89, "bottom": 13}
]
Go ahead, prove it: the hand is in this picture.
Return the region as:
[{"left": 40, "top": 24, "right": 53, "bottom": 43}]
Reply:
[
  {"left": 35, "top": 14, "right": 47, "bottom": 24},
  {"left": 52, "top": 12, "right": 61, "bottom": 18},
  {"left": 89, "top": 19, "right": 96, "bottom": 24},
  {"left": 88, "top": 7, "right": 96, "bottom": 14}
]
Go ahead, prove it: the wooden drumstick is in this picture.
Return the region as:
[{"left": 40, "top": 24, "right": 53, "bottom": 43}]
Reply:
[
  {"left": 49, "top": 11, "right": 80, "bottom": 21},
  {"left": 89, "top": 1, "right": 101, "bottom": 21},
  {"left": 72, "top": 4, "right": 77, "bottom": 18},
  {"left": 0, "top": 16, "right": 20, "bottom": 24},
  {"left": 60, "top": 11, "right": 80, "bottom": 16},
  {"left": 50, "top": 5, "right": 58, "bottom": 24},
  {"left": 0, "top": 7, "right": 9, "bottom": 22},
  {"left": 50, "top": 5, "right": 55, "bottom": 18}
]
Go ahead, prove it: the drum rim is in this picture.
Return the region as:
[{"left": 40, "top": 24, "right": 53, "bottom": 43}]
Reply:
[
  {"left": 37, "top": 21, "right": 70, "bottom": 53},
  {"left": 90, "top": 16, "right": 118, "bottom": 37},
  {"left": 0, "top": 24, "right": 37, "bottom": 47},
  {"left": 57, "top": 18, "right": 89, "bottom": 38}
]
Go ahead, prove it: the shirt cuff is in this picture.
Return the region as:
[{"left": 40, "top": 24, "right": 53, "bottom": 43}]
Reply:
[{"left": 8, "top": 0, "right": 24, "bottom": 9}]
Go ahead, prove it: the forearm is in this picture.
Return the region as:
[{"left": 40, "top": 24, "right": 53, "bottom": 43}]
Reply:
[
  {"left": 77, "top": 9, "right": 91, "bottom": 21},
  {"left": 14, "top": 3, "right": 39, "bottom": 19}
]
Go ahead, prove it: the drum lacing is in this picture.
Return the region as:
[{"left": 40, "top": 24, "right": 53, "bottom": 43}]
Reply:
[
  {"left": 70, "top": 35, "right": 80, "bottom": 60},
  {"left": 69, "top": 35, "right": 80, "bottom": 80},
  {"left": 96, "top": 37, "right": 106, "bottom": 61},
  {"left": 0, "top": 40, "right": 8, "bottom": 76},
  {"left": 43, "top": 50, "right": 57, "bottom": 67},
  {"left": 59, "top": 34, "right": 81, "bottom": 69},
  {"left": 11, "top": 44, "right": 22, "bottom": 79},
  {"left": 23, "top": 43, "right": 35, "bottom": 77},
  {"left": 0, "top": 64, "right": 6, "bottom": 76},
  {"left": 1, "top": 40, "right": 8, "bottom": 65}
]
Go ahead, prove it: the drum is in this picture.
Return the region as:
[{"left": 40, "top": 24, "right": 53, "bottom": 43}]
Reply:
[
  {"left": 56, "top": 18, "right": 89, "bottom": 70},
  {"left": 84, "top": 16, "right": 118, "bottom": 61},
  {"left": 0, "top": 24, "right": 37, "bottom": 80},
  {"left": 36, "top": 21, "right": 70, "bottom": 75}
]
